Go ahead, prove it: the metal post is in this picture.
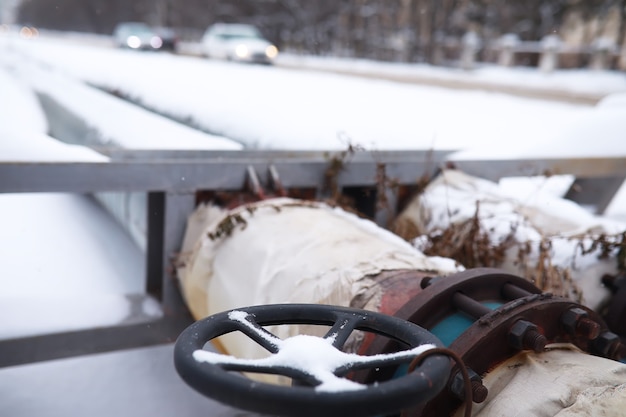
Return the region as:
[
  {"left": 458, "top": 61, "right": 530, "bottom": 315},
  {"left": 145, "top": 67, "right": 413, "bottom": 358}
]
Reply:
[{"left": 539, "top": 34, "right": 561, "bottom": 73}]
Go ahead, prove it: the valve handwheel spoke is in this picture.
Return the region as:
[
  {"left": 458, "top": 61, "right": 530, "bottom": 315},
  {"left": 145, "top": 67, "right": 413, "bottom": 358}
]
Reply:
[
  {"left": 228, "top": 312, "right": 282, "bottom": 353},
  {"left": 323, "top": 312, "right": 361, "bottom": 349},
  {"left": 174, "top": 304, "right": 450, "bottom": 417}
]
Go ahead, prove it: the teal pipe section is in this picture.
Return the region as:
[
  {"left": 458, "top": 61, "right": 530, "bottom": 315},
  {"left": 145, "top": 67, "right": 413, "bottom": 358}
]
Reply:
[
  {"left": 430, "top": 302, "right": 502, "bottom": 347},
  {"left": 393, "top": 301, "right": 503, "bottom": 381}
]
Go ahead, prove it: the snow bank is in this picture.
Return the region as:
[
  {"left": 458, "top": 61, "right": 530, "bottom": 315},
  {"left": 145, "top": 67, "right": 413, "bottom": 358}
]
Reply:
[
  {"left": 0, "top": 66, "right": 108, "bottom": 162},
  {"left": 278, "top": 54, "right": 626, "bottom": 97},
  {"left": 449, "top": 93, "right": 626, "bottom": 160},
  {"left": 0, "top": 193, "right": 152, "bottom": 338},
  {"left": 0, "top": 294, "right": 161, "bottom": 338},
  {"left": 0, "top": 66, "right": 48, "bottom": 134},
  {"left": 10, "top": 59, "right": 242, "bottom": 150},
  {"left": 0, "top": 129, "right": 109, "bottom": 162}
]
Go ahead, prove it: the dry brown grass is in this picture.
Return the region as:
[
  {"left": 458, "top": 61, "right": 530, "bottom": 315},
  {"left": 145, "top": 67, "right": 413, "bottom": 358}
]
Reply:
[{"left": 412, "top": 202, "right": 626, "bottom": 303}]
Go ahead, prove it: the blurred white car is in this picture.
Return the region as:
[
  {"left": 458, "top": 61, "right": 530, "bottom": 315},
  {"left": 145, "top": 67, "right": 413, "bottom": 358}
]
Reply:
[
  {"left": 201, "top": 23, "right": 278, "bottom": 64},
  {"left": 113, "top": 22, "right": 163, "bottom": 50}
]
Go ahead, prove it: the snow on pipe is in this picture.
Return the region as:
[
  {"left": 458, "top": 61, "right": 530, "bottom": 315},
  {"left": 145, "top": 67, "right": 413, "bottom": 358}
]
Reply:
[{"left": 392, "top": 169, "right": 626, "bottom": 313}]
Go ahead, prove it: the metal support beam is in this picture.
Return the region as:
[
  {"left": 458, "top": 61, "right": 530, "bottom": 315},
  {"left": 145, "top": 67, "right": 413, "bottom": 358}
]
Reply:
[
  {"left": 0, "top": 150, "right": 451, "bottom": 194},
  {"left": 147, "top": 192, "right": 166, "bottom": 299},
  {"left": 564, "top": 176, "right": 625, "bottom": 214},
  {"left": 448, "top": 157, "right": 626, "bottom": 182},
  {"left": 162, "top": 191, "right": 196, "bottom": 314},
  {"left": 0, "top": 314, "right": 191, "bottom": 368}
]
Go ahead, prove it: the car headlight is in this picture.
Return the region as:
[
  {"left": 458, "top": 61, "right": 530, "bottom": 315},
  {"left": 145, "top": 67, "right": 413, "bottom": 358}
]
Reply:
[
  {"left": 150, "top": 36, "right": 163, "bottom": 49},
  {"left": 127, "top": 36, "right": 141, "bottom": 49},
  {"left": 19, "top": 26, "right": 39, "bottom": 39},
  {"left": 235, "top": 44, "right": 249, "bottom": 58},
  {"left": 265, "top": 45, "right": 278, "bottom": 58}
]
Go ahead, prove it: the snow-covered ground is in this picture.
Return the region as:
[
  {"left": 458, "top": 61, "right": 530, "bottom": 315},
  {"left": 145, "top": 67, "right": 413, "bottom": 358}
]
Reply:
[
  {"left": 3, "top": 30, "right": 625, "bottom": 154},
  {"left": 4, "top": 31, "right": 624, "bottom": 152},
  {"left": 1, "top": 29, "right": 626, "bottom": 337}
]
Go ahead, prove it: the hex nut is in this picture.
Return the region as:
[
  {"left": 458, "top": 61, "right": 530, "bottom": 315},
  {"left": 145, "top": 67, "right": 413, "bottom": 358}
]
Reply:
[
  {"left": 509, "top": 320, "right": 532, "bottom": 350},
  {"left": 560, "top": 307, "right": 588, "bottom": 334},
  {"left": 508, "top": 320, "right": 547, "bottom": 352},
  {"left": 591, "top": 331, "right": 622, "bottom": 359},
  {"left": 560, "top": 307, "right": 601, "bottom": 339},
  {"left": 449, "top": 368, "right": 488, "bottom": 403}
]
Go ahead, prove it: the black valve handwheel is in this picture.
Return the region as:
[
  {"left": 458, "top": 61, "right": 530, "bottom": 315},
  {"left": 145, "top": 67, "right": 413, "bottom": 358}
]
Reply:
[{"left": 174, "top": 304, "right": 450, "bottom": 417}]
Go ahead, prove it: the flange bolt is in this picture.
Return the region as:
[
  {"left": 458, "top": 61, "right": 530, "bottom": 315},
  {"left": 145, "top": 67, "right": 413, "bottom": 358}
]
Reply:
[
  {"left": 508, "top": 320, "right": 547, "bottom": 353},
  {"left": 449, "top": 367, "right": 489, "bottom": 403},
  {"left": 590, "top": 331, "right": 625, "bottom": 360},
  {"left": 560, "top": 307, "right": 601, "bottom": 340}
]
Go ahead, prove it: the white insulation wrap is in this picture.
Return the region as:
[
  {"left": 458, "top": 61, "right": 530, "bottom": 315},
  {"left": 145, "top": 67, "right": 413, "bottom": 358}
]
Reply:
[
  {"left": 460, "top": 344, "right": 626, "bottom": 417},
  {"left": 177, "top": 198, "right": 460, "bottom": 361}
]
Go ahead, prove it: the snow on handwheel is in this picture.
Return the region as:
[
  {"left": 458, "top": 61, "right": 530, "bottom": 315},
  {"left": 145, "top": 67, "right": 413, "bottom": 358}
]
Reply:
[{"left": 174, "top": 304, "right": 451, "bottom": 417}]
